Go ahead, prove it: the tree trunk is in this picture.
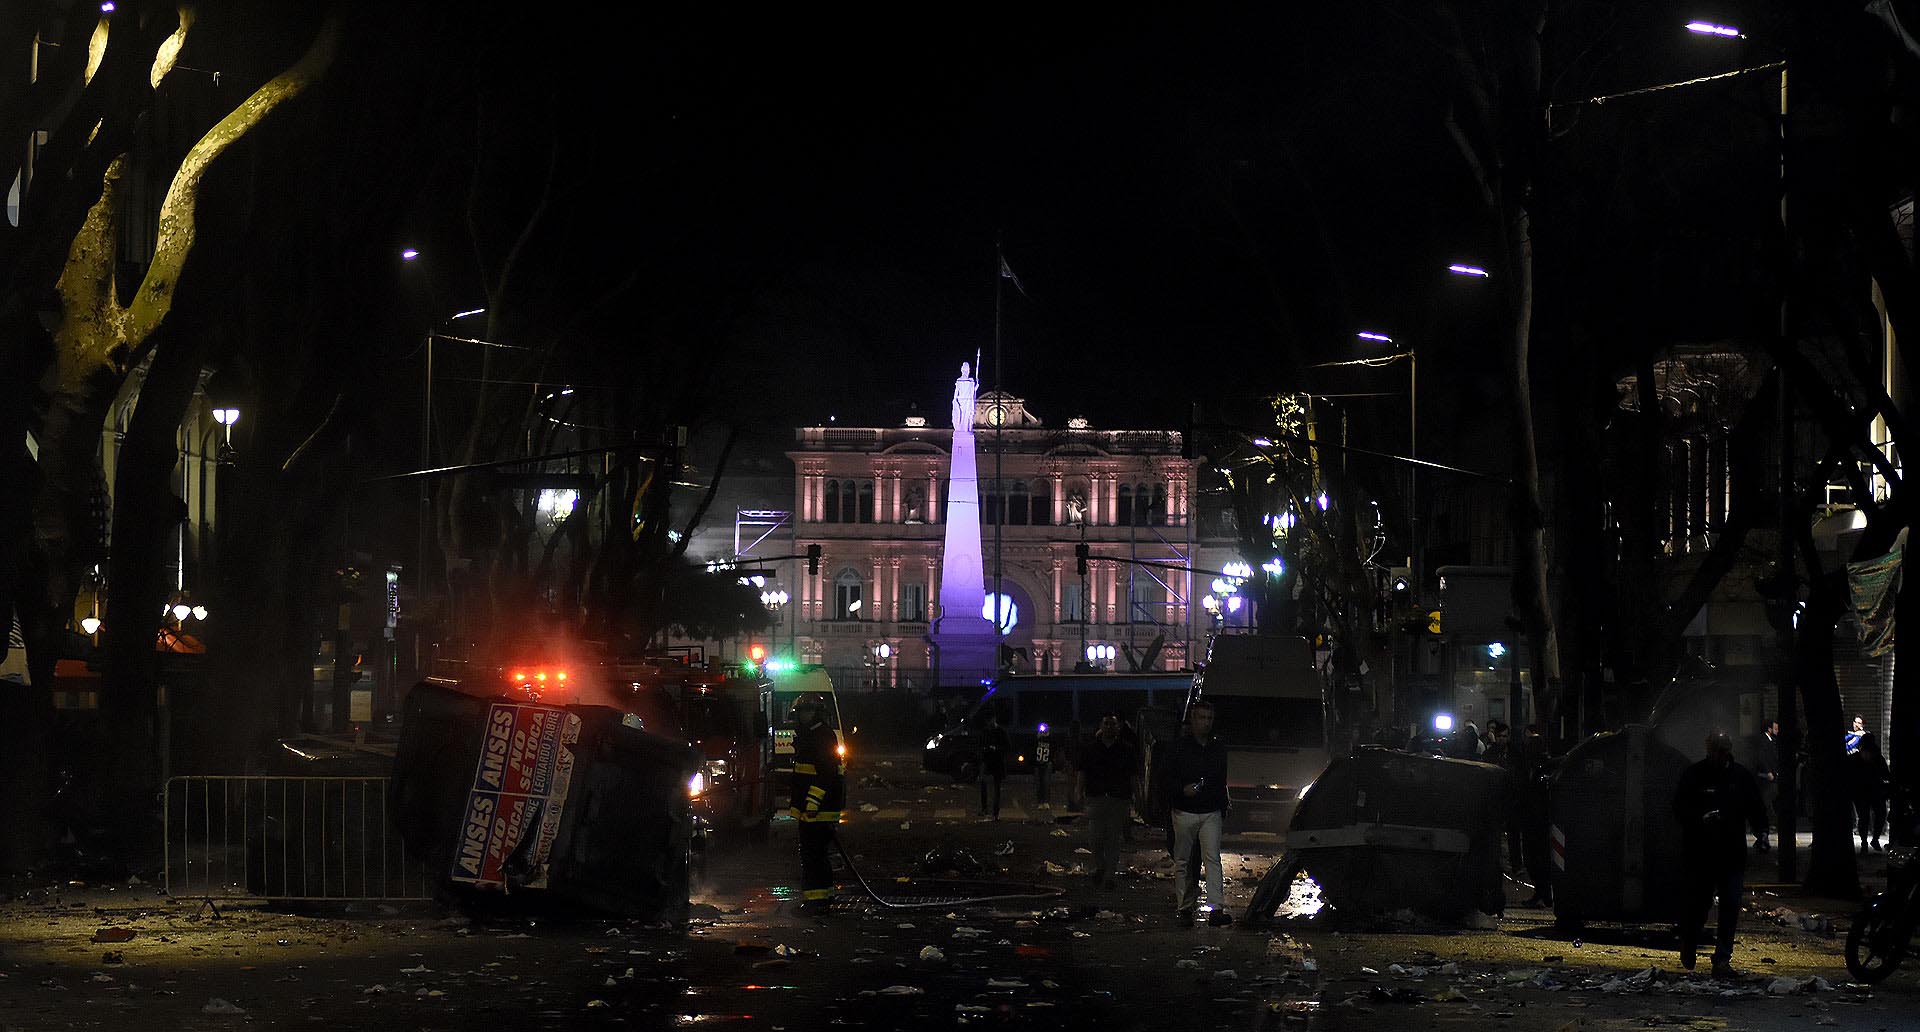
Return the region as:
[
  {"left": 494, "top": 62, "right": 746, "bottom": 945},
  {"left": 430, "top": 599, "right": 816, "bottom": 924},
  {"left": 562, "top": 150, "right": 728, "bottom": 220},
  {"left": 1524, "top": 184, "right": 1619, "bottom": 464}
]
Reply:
[
  {"left": 98, "top": 337, "right": 204, "bottom": 864},
  {"left": 1796, "top": 546, "right": 1862, "bottom": 899}
]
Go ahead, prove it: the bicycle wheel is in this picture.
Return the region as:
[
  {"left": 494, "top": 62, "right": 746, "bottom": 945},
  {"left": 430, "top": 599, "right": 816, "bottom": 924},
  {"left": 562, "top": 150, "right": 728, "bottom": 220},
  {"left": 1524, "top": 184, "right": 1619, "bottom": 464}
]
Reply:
[{"left": 1845, "top": 895, "right": 1908, "bottom": 984}]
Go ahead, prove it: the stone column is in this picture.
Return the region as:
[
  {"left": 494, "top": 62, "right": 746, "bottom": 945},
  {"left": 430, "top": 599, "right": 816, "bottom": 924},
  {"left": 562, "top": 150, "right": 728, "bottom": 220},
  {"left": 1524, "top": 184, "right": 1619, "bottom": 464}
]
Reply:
[
  {"left": 1051, "top": 473, "right": 1065, "bottom": 525},
  {"left": 1050, "top": 559, "right": 1063, "bottom": 625}
]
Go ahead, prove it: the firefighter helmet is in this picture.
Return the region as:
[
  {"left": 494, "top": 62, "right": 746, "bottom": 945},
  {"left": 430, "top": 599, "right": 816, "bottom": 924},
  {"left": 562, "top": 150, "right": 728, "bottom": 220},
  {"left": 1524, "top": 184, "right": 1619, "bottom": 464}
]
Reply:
[{"left": 789, "top": 692, "right": 830, "bottom": 717}]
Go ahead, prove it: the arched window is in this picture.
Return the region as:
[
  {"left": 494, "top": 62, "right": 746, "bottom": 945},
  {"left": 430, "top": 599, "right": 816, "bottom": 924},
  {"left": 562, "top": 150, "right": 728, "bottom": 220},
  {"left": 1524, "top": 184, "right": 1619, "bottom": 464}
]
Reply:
[
  {"left": 1133, "top": 483, "right": 1152, "bottom": 525},
  {"left": 983, "top": 482, "right": 1001, "bottom": 525},
  {"left": 1151, "top": 484, "right": 1167, "bottom": 526},
  {"left": 1031, "top": 480, "right": 1052, "bottom": 526},
  {"left": 1008, "top": 480, "right": 1029, "bottom": 526},
  {"left": 834, "top": 568, "right": 864, "bottom": 620},
  {"left": 823, "top": 480, "right": 840, "bottom": 523},
  {"left": 1116, "top": 484, "right": 1133, "bottom": 527},
  {"left": 857, "top": 480, "right": 874, "bottom": 524},
  {"left": 840, "top": 480, "right": 858, "bottom": 523}
]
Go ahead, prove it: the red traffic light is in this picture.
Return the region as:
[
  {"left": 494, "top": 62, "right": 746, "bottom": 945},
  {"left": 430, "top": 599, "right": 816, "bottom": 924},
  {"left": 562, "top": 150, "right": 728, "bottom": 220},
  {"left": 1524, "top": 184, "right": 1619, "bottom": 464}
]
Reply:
[{"left": 748, "top": 644, "right": 767, "bottom": 663}]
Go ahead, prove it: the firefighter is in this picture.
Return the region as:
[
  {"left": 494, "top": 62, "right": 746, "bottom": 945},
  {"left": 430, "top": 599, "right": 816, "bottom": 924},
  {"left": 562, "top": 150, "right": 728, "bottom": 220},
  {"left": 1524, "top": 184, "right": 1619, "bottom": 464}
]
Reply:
[{"left": 788, "top": 693, "right": 845, "bottom": 915}]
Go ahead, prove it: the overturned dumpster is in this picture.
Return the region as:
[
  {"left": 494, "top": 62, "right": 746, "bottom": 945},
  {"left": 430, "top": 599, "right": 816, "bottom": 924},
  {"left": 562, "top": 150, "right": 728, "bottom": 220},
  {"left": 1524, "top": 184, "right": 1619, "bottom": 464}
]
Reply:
[
  {"left": 390, "top": 680, "right": 700, "bottom": 922},
  {"left": 1548, "top": 724, "right": 1689, "bottom": 932},
  {"left": 1250, "top": 746, "right": 1507, "bottom": 922}
]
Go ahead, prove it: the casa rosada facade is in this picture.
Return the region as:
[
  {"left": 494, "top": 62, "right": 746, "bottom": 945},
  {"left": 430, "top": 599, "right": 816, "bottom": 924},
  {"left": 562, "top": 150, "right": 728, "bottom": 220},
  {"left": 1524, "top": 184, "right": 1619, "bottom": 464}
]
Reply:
[{"left": 782, "top": 391, "right": 1234, "bottom": 688}]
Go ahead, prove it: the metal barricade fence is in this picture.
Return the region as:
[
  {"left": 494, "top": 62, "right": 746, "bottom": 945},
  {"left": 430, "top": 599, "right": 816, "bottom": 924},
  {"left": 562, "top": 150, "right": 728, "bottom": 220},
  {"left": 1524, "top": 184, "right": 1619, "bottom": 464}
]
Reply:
[{"left": 163, "top": 776, "right": 433, "bottom": 901}]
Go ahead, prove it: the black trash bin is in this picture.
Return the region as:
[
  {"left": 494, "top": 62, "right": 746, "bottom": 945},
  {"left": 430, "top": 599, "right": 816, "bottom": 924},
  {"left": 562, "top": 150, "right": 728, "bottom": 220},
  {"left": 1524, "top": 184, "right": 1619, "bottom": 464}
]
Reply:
[
  {"left": 390, "top": 681, "right": 699, "bottom": 923},
  {"left": 1548, "top": 724, "right": 1690, "bottom": 931}
]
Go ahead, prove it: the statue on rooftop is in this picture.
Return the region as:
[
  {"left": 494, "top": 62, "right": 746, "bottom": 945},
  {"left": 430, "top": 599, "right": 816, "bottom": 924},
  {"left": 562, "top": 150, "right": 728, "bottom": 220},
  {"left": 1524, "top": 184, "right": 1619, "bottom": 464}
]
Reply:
[{"left": 952, "top": 361, "right": 977, "bottom": 433}]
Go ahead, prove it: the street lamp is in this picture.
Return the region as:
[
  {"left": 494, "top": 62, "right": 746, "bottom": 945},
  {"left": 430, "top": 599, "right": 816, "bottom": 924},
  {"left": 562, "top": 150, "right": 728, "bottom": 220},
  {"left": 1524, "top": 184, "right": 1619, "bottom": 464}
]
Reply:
[
  {"left": 1446, "top": 264, "right": 1489, "bottom": 278},
  {"left": 1684, "top": 20, "right": 1743, "bottom": 38}
]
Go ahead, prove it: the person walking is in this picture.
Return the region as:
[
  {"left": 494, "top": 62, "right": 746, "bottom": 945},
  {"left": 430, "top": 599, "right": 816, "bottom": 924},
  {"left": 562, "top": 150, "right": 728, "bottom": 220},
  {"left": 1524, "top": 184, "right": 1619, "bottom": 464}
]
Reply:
[
  {"left": 976, "top": 708, "right": 1010, "bottom": 820},
  {"left": 788, "top": 694, "right": 846, "bottom": 916},
  {"left": 1076, "top": 711, "right": 1139, "bottom": 891},
  {"left": 1165, "top": 699, "right": 1231, "bottom": 926},
  {"left": 1846, "top": 714, "right": 1889, "bottom": 852},
  {"left": 1752, "top": 720, "right": 1781, "bottom": 848},
  {"left": 1033, "top": 723, "right": 1054, "bottom": 807},
  {"left": 1674, "top": 730, "right": 1770, "bottom": 977},
  {"left": 1516, "top": 725, "right": 1557, "bottom": 907}
]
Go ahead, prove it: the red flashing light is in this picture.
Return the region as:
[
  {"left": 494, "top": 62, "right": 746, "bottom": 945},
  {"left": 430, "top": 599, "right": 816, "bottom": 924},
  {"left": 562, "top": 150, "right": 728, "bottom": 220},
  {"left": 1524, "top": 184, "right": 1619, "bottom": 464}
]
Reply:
[
  {"left": 536, "top": 671, "right": 548, "bottom": 682},
  {"left": 510, "top": 670, "right": 526, "bottom": 682},
  {"left": 748, "top": 644, "right": 767, "bottom": 663},
  {"left": 556, "top": 670, "right": 568, "bottom": 682}
]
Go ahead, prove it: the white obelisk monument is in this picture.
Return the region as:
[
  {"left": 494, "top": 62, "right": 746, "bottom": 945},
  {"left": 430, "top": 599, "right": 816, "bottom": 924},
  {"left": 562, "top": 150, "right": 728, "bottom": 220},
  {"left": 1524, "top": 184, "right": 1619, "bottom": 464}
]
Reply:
[{"left": 933, "top": 361, "right": 999, "bottom": 685}]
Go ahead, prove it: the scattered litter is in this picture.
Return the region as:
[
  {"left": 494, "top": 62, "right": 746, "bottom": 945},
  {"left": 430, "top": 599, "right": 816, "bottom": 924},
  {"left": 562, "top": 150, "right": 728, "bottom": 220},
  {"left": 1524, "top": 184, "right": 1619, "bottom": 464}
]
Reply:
[
  {"left": 859, "top": 803, "right": 881, "bottom": 812},
  {"left": 896, "top": 924, "right": 916, "bottom": 930},
  {"left": 1359, "top": 966, "right": 1380, "bottom": 975},
  {"left": 772, "top": 944, "right": 799, "bottom": 958},
  {"left": 400, "top": 964, "right": 432, "bottom": 975},
  {"left": 90, "top": 973, "right": 114, "bottom": 983},
  {"left": 901, "top": 822, "right": 912, "bottom": 831},
  {"left": 91, "top": 928, "right": 135, "bottom": 944},
  {"left": 986, "top": 978, "right": 1029, "bottom": 988},
  {"left": 1434, "top": 988, "right": 1469, "bottom": 1002},
  {"left": 362, "top": 985, "right": 388, "bottom": 995},
  {"left": 871, "top": 985, "right": 925, "bottom": 997},
  {"left": 414, "top": 988, "right": 444, "bottom": 998},
  {"left": 994, "top": 841, "right": 1015, "bottom": 856},
  {"left": 100, "top": 952, "right": 123, "bottom": 965},
  {"left": 1050, "top": 829, "right": 1070, "bottom": 838},
  {"left": 1176, "top": 959, "right": 1201, "bottom": 970},
  {"left": 1073, "top": 847, "right": 1092, "bottom": 854},
  {"left": 919, "top": 946, "right": 946, "bottom": 963},
  {"left": 202, "top": 998, "right": 247, "bottom": 1015},
  {"left": 586, "top": 999, "right": 610, "bottom": 1009},
  {"left": 1213, "top": 969, "right": 1238, "bottom": 980}
]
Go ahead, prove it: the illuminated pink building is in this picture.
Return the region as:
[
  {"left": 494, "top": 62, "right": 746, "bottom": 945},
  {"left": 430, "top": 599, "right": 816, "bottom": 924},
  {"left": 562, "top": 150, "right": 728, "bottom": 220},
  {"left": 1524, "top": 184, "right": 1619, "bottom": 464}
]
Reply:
[{"left": 776, "top": 390, "right": 1233, "bottom": 688}]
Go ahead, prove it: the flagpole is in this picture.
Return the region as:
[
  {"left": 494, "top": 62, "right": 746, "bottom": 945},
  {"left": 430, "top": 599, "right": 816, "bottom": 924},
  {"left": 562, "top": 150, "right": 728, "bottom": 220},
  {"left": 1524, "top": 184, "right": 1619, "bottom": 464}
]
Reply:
[{"left": 992, "top": 239, "right": 1005, "bottom": 666}]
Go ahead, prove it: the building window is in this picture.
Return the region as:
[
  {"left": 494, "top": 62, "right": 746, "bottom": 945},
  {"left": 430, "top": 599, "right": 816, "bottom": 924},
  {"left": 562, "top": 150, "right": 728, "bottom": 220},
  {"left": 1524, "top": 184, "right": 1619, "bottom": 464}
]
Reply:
[
  {"left": 834, "top": 569, "right": 864, "bottom": 620},
  {"left": 899, "top": 582, "right": 927, "bottom": 622},
  {"left": 857, "top": 480, "right": 874, "bottom": 523},
  {"left": 1133, "top": 483, "right": 1152, "bottom": 525},
  {"left": 1032, "top": 481, "right": 1052, "bottom": 526},
  {"left": 1151, "top": 484, "right": 1167, "bottom": 526},
  {"left": 904, "top": 485, "right": 926, "bottom": 523},
  {"left": 1008, "top": 480, "right": 1030, "bottom": 526},
  {"left": 1062, "top": 582, "right": 1086, "bottom": 623},
  {"left": 823, "top": 480, "right": 840, "bottom": 523},
  {"left": 1116, "top": 484, "right": 1133, "bottom": 527}
]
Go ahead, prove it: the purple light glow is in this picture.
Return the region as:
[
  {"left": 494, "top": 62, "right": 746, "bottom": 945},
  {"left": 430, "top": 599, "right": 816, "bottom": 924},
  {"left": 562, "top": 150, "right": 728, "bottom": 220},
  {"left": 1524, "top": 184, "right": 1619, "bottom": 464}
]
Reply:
[
  {"left": 100, "top": 1, "right": 114, "bottom": 11},
  {"left": 1356, "top": 331, "right": 1393, "bottom": 343},
  {"left": 1447, "top": 264, "right": 1489, "bottom": 278},
  {"left": 1684, "top": 21, "right": 1742, "bottom": 38},
  {"left": 400, "top": 248, "right": 420, "bottom": 260}
]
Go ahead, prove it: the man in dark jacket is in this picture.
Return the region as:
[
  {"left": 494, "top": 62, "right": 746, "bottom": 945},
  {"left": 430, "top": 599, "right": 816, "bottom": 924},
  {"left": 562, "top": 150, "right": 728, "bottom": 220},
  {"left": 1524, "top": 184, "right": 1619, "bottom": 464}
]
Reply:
[
  {"left": 1076, "top": 711, "right": 1139, "bottom": 890},
  {"left": 976, "top": 708, "right": 1010, "bottom": 819},
  {"left": 1165, "top": 699, "right": 1231, "bottom": 926},
  {"left": 1674, "top": 730, "right": 1769, "bottom": 977},
  {"left": 788, "top": 694, "right": 846, "bottom": 915}
]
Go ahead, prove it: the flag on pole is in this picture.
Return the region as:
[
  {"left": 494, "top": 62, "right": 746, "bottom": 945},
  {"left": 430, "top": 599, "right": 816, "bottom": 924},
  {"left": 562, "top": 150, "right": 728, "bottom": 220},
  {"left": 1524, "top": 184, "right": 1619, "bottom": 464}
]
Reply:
[{"left": 998, "top": 253, "right": 1027, "bottom": 297}]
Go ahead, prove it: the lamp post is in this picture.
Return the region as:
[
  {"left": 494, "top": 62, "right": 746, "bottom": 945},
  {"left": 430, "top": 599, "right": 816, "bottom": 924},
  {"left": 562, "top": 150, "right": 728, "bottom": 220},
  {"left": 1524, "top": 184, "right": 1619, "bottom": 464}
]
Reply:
[
  {"left": 412, "top": 291, "right": 487, "bottom": 623},
  {"left": 1687, "top": 15, "right": 1803, "bottom": 873}
]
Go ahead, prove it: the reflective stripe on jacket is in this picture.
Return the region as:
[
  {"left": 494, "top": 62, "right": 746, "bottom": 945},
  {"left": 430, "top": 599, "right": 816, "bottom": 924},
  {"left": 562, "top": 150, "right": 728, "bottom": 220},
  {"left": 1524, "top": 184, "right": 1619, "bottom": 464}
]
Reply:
[{"left": 789, "top": 722, "right": 846, "bottom": 823}]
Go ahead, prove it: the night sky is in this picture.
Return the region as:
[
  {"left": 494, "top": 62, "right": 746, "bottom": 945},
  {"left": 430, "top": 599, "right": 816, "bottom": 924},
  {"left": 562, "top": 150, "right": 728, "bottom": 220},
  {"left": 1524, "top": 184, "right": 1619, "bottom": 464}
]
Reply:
[{"left": 375, "top": 0, "right": 1783, "bottom": 478}]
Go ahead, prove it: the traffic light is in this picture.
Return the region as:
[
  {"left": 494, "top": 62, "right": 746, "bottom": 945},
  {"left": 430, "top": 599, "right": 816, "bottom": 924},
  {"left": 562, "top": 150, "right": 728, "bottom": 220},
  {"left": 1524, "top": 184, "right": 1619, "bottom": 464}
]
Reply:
[
  {"left": 1075, "top": 542, "right": 1089, "bottom": 576},
  {"left": 806, "top": 544, "right": 822, "bottom": 576},
  {"left": 1390, "top": 566, "right": 1411, "bottom": 594}
]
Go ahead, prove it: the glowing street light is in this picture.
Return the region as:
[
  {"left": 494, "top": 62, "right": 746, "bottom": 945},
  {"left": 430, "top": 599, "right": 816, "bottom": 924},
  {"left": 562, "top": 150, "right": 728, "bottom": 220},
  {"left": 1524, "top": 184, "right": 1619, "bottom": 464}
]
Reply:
[
  {"left": 191, "top": 605, "right": 208, "bottom": 621},
  {"left": 400, "top": 248, "right": 420, "bottom": 261},
  {"left": 80, "top": 616, "right": 102, "bottom": 635},
  {"left": 171, "top": 604, "right": 191, "bottom": 622},
  {"left": 1447, "top": 263, "right": 1489, "bottom": 278},
  {"left": 1684, "top": 20, "right": 1743, "bottom": 38},
  {"left": 1356, "top": 331, "right": 1393, "bottom": 343}
]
